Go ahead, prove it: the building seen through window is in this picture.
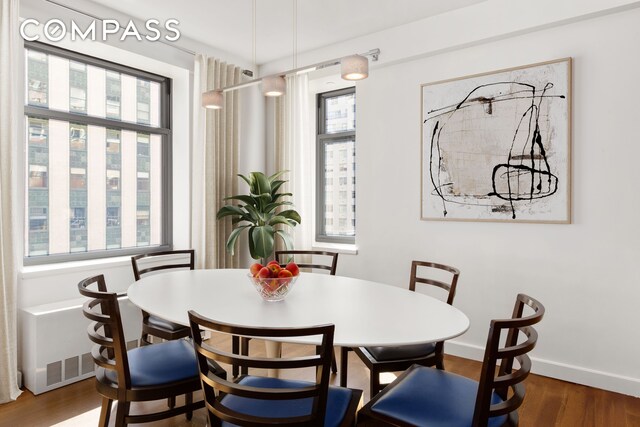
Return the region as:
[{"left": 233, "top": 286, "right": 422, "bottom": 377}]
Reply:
[
  {"left": 317, "top": 88, "right": 356, "bottom": 243},
  {"left": 24, "top": 43, "right": 169, "bottom": 262}
]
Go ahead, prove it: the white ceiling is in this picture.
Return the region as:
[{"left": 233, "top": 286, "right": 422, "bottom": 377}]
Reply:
[{"left": 85, "top": 0, "right": 487, "bottom": 64}]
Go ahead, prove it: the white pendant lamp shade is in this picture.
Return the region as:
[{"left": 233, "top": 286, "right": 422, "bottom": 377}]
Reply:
[
  {"left": 202, "top": 90, "right": 223, "bottom": 109},
  {"left": 262, "top": 75, "right": 286, "bottom": 97},
  {"left": 341, "top": 54, "right": 369, "bottom": 80}
]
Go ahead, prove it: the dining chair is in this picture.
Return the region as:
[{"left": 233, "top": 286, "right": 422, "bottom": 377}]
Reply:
[
  {"left": 357, "top": 293, "right": 545, "bottom": 427},
  {"left": 78, "top": 274, "right": 206, "bottom": 427},
  {"left": 275, "top": 249, "right": 339, "bottom": 275},
  {"left": 235, "top": 250, "right": 341, "bottom": 378},
  {"left": 340, "top": 260, "right": 460, "bottom": 397},
  {"left": 131, "top": 249, "right": 195, "bottom": 346},
  {"left": 188, "top": 310, "right": 363, "bottom": 426}
]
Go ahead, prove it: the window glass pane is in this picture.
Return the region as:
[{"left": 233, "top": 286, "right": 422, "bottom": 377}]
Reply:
[
  {"left": 106, "top": 71, "right": 121, "bottom": 119},
  {"left": 322, "top": 137, "right": 356, "bottom": 237},
  {"left": 24, "top": 46, "right": 168, "bottom": 261},
  {"left": 325, "top": 93, "right": 355, "bottom": 134},
  {"left": 24, "top": 49, "right": 163, "bottom": 128},
  {"left": 27, "top": 50, "right": 48, "bottom": 107},
  {"left": 24, "top": 119, "right": 163, "bottom": 257}
]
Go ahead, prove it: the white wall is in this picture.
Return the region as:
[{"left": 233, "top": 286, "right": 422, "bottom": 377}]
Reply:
[{"left": 264, "top": 1, "right": 640, "bottom": 396}]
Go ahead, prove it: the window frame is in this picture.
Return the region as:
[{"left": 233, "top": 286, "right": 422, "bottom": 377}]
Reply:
[
  {"left": 316, "top": 87, "right": 356, "bottom": 245},
  {"left": 23, "top": 41, "right": 173, "bottom": 266}
]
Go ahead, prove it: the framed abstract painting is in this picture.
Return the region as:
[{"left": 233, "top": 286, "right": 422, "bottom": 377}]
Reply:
[{"left": 421, "top": 58, "right": 571, "bottom": 223}]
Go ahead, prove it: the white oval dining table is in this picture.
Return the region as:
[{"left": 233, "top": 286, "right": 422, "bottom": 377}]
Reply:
[{"left": 127, "top": 269, "right": 470, "bottom": 348}]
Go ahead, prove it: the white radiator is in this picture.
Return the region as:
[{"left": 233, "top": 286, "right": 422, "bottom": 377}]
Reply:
[{"left": 20, "top": 295, "right": 142, "bottom": 395}]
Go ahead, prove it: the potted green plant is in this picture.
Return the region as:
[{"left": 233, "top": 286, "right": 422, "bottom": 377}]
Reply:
[{"left": 216, "top": 171, "right": 301, "bottom": 261}]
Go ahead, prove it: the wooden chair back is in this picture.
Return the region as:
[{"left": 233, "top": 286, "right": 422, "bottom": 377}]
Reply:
[
  {"left": 275, "top": 250, "right": 339, "bottom": 275},
  {"left": 78, "top": 275, "right": 131, "bottom": 389},
  {"left": 473, "top": 293, "right": 545, "bottom": 426},
  {"left": 409, "top": 260, "right": 460, "bottom": 305},
  {"left": 188, "top": 310, "right": 335, "bottom": 426},
  {"left": 131, "top": 249, "right": 195, "bottom": 280}
]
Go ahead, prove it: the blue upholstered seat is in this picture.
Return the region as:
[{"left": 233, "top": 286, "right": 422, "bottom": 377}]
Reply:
[
  {"left": 220, "top": 376, "right": 354, "bottom": 427},
  {"left": 366, "top": 342, "right": 436, "bottom": 362},
  {"left": 106, "top": 339, "right": 198, "bottom": 387},
  {"left": 370, "top": 366, "right": 507, "bottom": 427},
  {"left": 147, "top": 315, "right": 189, "bottom": 332}
]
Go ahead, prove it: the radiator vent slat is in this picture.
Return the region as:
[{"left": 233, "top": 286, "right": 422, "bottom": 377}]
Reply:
[
  {"left": 46, "top": 361, "right": 62, "bottom": 386},
  {"left": 81, "top": 352, "right": 94, "bottom": 375},
  {"left": 65, "top": 356, "right": 79, "bottom": 380}
]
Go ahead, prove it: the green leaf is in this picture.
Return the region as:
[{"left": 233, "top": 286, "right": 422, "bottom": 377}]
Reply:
[
  {"left": 216, "top": 205, "right": 246, "bottom": 220},
  {"left": 268, "top": 170, "right": 288, "bottom": 183},
  {"left": 270, "top": 180, "right": 286, "bottom": 195},
  {"left": 238, "top": 173, "right": 252, "bottom": 188},
  {"left": 242, "top": 204, "right": 261, "bottom": 223},
  {"left": 226, "top": 225, "right": 250, "bottom": 255},
  {"left": 251, "top": 225, "right": 275, "bottom": 259},
  {"left": 268, "top": 215, "right": 293, "bottom": 227},
  {"left": 275, "top": 230, "right": 294, "bottom": 250},
  {"left": 272, "top": 192, "right": 293, "bottom": 202},
  {"left": 248, "top": 226, "right": 258, "bottom": 259},
  {"left": 264, "top": 200, "right": 293, "bottom": 213},
  {"left": 251, "top": 172, "right": 271, "bottom": 195},
  {"left": 278, "top": 209, "right": 301, "bottom": 224},
  {"left": 224, "top": 195, "right": 257, "bottom": 206}
]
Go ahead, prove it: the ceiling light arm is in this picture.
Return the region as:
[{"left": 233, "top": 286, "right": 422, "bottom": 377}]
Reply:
[{"left": 220, "top": 48, "right": 380, "bottom": 93}]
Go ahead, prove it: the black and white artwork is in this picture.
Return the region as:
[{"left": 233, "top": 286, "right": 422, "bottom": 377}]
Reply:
[{"left": 421, "top": 58, "right": 571, "bottom": 223}]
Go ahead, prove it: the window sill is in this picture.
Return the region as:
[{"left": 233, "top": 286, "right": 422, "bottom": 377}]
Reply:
[
  {"left": 312, "top": 242, "right": 358, "bottom": 255},
  {"left": 21, "top": 255, "right": 133, "bottom": 279}
]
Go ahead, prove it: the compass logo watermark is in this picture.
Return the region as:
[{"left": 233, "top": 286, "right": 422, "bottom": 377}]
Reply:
[{"left": 20, "top": 19, "right": 181, "bottom": 42}]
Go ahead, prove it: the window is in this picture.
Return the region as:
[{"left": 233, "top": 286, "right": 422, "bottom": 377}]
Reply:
[
  {"left": 24, "top": 42, "right": 171, "bottom": 264},
  {"left": 316, "top": 87, "right": 355, "bottom": 244}
]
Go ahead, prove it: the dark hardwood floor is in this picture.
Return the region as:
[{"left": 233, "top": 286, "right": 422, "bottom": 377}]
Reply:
[{"left": 1, "top": 338, "right": 638, "bottom": 426}]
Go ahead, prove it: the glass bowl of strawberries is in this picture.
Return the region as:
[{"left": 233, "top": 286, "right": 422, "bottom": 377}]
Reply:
[{"left": 248, "top": 261, "right": 300, "bottom": 302}]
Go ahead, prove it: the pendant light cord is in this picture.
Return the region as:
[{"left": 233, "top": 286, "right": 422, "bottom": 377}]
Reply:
[
  {"left": 293, "top": 0, "right": 297, "bottom": 70},
  {"left": 252, "top": 0, "right": 256, "bottom": 75}
]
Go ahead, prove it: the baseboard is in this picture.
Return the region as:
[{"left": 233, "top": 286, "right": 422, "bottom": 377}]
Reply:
[{"left": 445, "top": 340, "right": 640, "bottom": 398}]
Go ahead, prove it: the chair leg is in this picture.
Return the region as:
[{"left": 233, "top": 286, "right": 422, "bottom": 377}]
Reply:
[
  {"left": 140, "top": 332, "right": 152, "bottom": 346},
  {"left": 370, "top": 368, "right": 380, "bottom": 399},
  {"left": 186, "top": 392, "right": 193, "bottom": 420},
  {"left": 240, "top": 337, "right": 250, "bottom": 376},
  {"left": 340, "top": 347, "right": 349, "bottom": 387},
  {"left": 114, "top": 401, "right": 130, "bottom": 427},
  {"left": 232, "top": 335, "right": 240, "bottom": 377},
  {"left": 98, "top": 397, "right": 113, "bottom": 427},
  {"left": 331, "top": 348, "right": 338, "bottom": 374}
]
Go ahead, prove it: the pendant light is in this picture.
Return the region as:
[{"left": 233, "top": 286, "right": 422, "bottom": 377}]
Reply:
[
  {"left": 201, "top": 89, "right": 223, "bottom": 109},
  {"left": 262, "top": 75, "right": 286, "bottom": 97},
  {"left": 341, "top": 54, "right": 369, "bottom": 80}
]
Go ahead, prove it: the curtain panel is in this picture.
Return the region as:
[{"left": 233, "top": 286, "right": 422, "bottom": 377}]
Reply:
[
  {"left": 192, "top": 55, "right": 243, "bottom": 269},
  {"left": 274, "top": 74, "right": 313, "bottom": 256},
  {"left": 0, "top": 0, "right": 22, "bottom": 403}
]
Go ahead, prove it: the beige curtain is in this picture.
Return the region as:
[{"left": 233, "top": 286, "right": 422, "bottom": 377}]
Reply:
[
  {"left": 192, "top": 55, "right": 243, "bottom": 269},
  {"left": 0, "top": 0, "right": 22, "bottom": 403},
  {"left": 274, "top": 74, "right": 313, "bottom": 256}
]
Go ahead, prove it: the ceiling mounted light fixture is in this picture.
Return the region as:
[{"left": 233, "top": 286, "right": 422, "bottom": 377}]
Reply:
[
  {"left": 262, "top": 75, "right": 286, "bottom": 97},
  {"left": 201, "top": 89, "right": 223, "bottom": 109},
  {"left": 201, "top": 0, "right": 380, "bottom": 109},
  {"left": 341, "top": 54, "right": 369, "bottom": 81}
]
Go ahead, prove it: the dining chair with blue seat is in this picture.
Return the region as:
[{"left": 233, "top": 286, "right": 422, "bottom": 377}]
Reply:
[
  {"left": 356, "top": 293, "right": 545, "bottom": 426},
  {"left": 78, "top": 274, "right": 217, "bottom": 427},
  {"left": 341, "top": 260, "right": 460, "bottom": 397},
  {"left": 131, "top": 249, "right": 196, "bottom": 346},
  {"left": 188, "top": 309, "right": 363, "bottom": 426}
]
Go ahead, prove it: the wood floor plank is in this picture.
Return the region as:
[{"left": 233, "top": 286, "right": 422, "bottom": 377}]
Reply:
[{"left": 1, "top": 340, "right": 638, "bottom": 426}]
